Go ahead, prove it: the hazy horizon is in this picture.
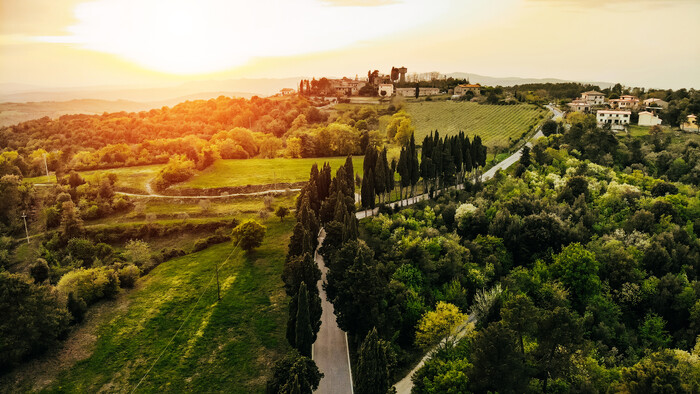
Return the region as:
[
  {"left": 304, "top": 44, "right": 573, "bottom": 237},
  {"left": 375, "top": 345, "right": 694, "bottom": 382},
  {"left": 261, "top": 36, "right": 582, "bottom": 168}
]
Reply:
[{"left": 2, "top": 0, "right": 699, "bottom": 91}]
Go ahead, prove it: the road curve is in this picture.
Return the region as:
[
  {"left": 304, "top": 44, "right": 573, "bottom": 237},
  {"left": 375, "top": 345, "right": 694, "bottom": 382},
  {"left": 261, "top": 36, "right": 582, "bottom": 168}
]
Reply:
[
  {"left": 356, "top": 106, "right": 558, "bottom": 393},
  {"left": 313, "top": 229, "right": 354, "bottom": 394}
]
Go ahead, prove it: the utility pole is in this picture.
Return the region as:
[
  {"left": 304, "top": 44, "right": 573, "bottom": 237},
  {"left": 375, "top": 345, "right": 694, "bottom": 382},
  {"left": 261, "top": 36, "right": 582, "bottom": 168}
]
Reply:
[
  {"left": 216, "top": 263, "right": 221, "bottom": 300},
  {"left": 43, "top": 153, "right": 50, "bottom": 182},
  {"left": 21, "top": 212, "right": 29, "bottom": 244}
]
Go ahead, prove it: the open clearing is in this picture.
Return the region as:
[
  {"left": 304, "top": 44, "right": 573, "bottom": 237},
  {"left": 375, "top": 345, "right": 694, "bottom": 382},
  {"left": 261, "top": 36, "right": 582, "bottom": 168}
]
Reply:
[
  {"left": 178, "top": 156, "right": 363, "bottom": 189},
  {"left": 26, "top": 157, "right": 363, "bottom": 193},
  {"left": 33, "top": 219, "right": 292, "bottom": 393},
  {"left": 405, "top": 101, "right": 547, "bottom": 146}
]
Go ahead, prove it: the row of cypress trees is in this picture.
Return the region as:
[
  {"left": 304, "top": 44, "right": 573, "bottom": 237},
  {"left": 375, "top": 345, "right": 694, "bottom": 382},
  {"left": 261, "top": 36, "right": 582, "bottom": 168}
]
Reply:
[
  {"left": 360, "top": 131, "right": 488, "bottom": 209},
  {"left": 268, "top": 158, "right": 358, "bottom": 393}
]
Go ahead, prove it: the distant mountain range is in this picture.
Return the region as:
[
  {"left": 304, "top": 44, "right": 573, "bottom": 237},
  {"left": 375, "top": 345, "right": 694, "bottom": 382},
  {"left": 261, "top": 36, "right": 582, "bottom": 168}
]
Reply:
[
  {"left": 445, "top": 73, "right": 614, "bottom": 89},
  {"left": 0, "top": 73, "right": 614, "bottom": 127}
]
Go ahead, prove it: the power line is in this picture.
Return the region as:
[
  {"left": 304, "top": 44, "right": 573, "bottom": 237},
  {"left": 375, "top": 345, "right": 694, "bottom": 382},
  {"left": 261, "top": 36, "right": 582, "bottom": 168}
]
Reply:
[{"left": 131, "top": 240, "right": 241, "bottom": 393}]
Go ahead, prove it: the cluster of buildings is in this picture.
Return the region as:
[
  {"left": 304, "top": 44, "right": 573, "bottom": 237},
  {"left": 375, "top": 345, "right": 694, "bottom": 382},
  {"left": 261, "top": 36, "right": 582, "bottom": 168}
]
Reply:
[
  {"left": 280, "top": 67, "right": 487, "bottom": 99},
  {"left": 568, "top": 90, "right": 672, "bottom": 131}
]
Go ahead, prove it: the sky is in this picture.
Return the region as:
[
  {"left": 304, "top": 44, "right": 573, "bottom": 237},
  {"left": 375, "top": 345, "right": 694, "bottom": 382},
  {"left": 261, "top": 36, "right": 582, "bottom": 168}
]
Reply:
[{"left": 1, "top": 0, "right": 699, "bottom": 90}]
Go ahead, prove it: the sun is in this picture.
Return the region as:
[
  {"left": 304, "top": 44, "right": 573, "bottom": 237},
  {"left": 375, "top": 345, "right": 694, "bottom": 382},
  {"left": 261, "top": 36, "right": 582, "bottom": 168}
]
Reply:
[{"left": 36, "top": 0, "right": 453, "bottom": 75}]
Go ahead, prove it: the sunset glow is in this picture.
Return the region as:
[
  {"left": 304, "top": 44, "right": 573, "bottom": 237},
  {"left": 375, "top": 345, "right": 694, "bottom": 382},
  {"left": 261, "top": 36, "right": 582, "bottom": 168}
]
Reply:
[{"left": 37, "top": 0, "right": 453, "bottom": 75}]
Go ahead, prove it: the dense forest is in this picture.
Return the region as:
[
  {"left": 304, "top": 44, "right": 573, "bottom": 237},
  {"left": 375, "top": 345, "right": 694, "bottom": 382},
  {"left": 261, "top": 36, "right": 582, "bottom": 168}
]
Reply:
[
  {"left": 0, "top": 96, "right": 401, "bottom": 177},
  {"left": 299, "top": 117, "right": 700, "bottom": 392}
]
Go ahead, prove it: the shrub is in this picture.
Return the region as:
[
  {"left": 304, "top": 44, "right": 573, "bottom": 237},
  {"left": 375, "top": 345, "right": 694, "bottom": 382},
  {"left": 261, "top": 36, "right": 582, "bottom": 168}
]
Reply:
[
  {"left": 275, "top": 206, "right": 290, "bottom": 221},
  {"left": 112, "top": 196, "right": 133, "bottom": 212},
  {"left": 152, "top": 155, "right": 196, "bottom": 191},
  {"left": 124, "top": 239, "right": 153, "bottom": 270},
  {"left": 117, "top": 264, "right": 141, "bottom": 288},
  {"left": 57, "top": 267, "right": 120, "bottom": 305},
  {"left": 161, "top": 247, "right": 187, "bottom": 261},
  {"left": 30, "top": 258, "right": 50, "bottom": 283},
  {"left": 193, "top": 234, "right": 231, "bottom": 253},
  {"left": 231, "top": 220, "right": 266, "bottom": 252},
  {"left": 67, "top": 291, "right": 87, "bottom": 323}
]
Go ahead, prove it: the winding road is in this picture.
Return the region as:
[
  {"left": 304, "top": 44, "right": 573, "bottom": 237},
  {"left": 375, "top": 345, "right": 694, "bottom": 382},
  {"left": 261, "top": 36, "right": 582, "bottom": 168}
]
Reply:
[{"left": 313, "top": 104, "right": 561, "bottom": 394}]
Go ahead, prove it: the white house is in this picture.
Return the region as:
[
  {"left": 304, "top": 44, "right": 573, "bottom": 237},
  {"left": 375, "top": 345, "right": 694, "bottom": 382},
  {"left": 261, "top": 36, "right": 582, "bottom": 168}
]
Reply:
[
  {"left": 567, "top": 99, "right": 591, "bottom": 113},
  {"left": 378, "top": 83, "right": 394, "bottom": 97},
  {"left": 597, "top": 110, "right": 631, "bottom": 130},
  {"left": 395, "top": 87, "right": 440, "bottom": 97},
  {"left": 638, "top": 111, "right": 662, "bottom": 126},
  {"left": 581, "top": 91, "right": 605, "bottom": 105},
  {"left": 609, "top": 95, "right": 639, "bottom": 110}
]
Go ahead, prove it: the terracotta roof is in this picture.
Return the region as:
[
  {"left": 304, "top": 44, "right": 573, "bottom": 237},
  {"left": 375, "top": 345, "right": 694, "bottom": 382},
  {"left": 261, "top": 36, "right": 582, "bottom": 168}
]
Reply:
[
  {"left": 457, "top": 84, "right": 481, "bottom": 88},
  {"left": 597, "top": 110, "right": 631, "bottom": 115},
  {"left": 583, "top": 91, "right": 605, "bottom": 95}
]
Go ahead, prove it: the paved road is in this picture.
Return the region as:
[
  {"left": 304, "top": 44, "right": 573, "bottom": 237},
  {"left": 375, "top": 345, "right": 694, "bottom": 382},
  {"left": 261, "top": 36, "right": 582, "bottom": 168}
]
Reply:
[
  {"left": 313, "top": 229, "right": 354, "bottom": 394},
  {"left": 394, "top": 315, "right": 476, "bottom": 394}
]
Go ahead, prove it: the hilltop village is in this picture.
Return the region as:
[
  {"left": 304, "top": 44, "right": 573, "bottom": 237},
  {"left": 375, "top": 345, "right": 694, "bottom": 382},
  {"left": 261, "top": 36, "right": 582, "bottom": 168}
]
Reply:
[{"left": 296, "top": 67, "right": 482, "bottom": 100}]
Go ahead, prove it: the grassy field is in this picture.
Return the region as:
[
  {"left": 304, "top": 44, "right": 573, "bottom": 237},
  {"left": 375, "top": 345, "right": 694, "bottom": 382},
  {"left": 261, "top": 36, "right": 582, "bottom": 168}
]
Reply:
[
  {"left": 26, "top": 157, "right": 362, "bottom": 193},
  {"left": 38, "top": 219, "right": 292, "bottom": 393},
  {"left": 25, "top": 164, "right": 162, "bottom": 194},
  {"left": 178, "top": 156, "right": 363, "bottom": 189},
  {"left": 405, "top": 101, "right": 547, "bottom": 147}
]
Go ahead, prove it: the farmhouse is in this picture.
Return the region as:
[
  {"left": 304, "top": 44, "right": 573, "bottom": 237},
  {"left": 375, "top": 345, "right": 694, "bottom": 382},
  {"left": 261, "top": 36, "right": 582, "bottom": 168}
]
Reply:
[
  {"left": 378, "top": 83, "right": 394, "bottom": 97},
  {"left": 682, "top": 114, "right": 699, "bottom": 132},
  {"left": 567, "top": 99, "right": 591, "bottom": 113},
  {"left": 279, "top": 88, "right": 295, "bottom": 96},
  {"left": 609, "top": 95, "right": 639, "bottom": 110},
  {"left": 638, "top": 111, "right": 662, "bottom": 127},
  {"left": 395, "top": 87, "right": 440, "bottom": 97},
  {"left": 329, "top": 78, "right": 367, "bottom": 96},
  {"left": 581, "top": 91, "right": 606, "bottom": 105},
  {"left": 643, "top": 98, "right": 669, "bottom": 109},
  {"left": 597, "top": 110, "right": 631, "bottom": 130},
  {"left": 454, "top": 84, "right": 481, "bottom": 96}
]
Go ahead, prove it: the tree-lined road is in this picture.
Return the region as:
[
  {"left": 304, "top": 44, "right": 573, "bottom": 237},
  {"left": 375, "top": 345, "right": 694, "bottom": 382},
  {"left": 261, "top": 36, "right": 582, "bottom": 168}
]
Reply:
[{"left": 313, "top": 229, "right": 354, "bottom": 394}]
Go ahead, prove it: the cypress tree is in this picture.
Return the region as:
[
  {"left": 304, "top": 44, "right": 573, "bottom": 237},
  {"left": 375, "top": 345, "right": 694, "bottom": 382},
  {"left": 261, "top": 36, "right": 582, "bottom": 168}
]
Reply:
[
  {"left": 282, "top": 253, "right": 321, "bottom": 299},
  {"left": 520, "top": 145, "right": 531, "bottom": 168},
  {"left": 361, "top": 168, "right": 375, "bottom": 209},
  {"left": 386, "top": 157, "right": 395, "bottom": 202},
  {"left": 363, "top": 147, "right": 377, "bottom": 178},
  {"left": 355, "top": 328, "right": 390, "bottom": 394},
  {"left": 397, "top": 147, "right": 409, "bottom": 202},
  {"left": 333, "top": 190, "right": 348, "bottom": 223},
  {"left": 309, "top": 163, "right": 319, "bottom": 188},
  {"left": 451, "top": 136, "right": 463, "bottom": 186},
  {"left": 295, "top": 282, "right": 313, "bottom": 357},
  {"left": 373, "top": 151, "right": 386, "bottom": 204},
  {"left": 409, "top": 133, "right": 420, "bottom": 196},
  {"left": 287, "top": 222, "right": 308, "bottom": 261},
  {"left": 463, "top": 135, "right": 472, "bottom": 174},
  {"left": 286, "top": 294, "right": 299, "bottom": 348},
  {"left": 471, "top": 135, "right": 481, "bottom": 169},
  {"left": 431, "top": 140, "right": 443, "bottom": 191},
  {"left": 317, "top": 163, "right": 332, "bottom": 202},
  {"left": 442, "top": 140, "right": 455, "bottom": 187},
  {"left": 343, "top": 155, "right": 354, "bottom": 198}
]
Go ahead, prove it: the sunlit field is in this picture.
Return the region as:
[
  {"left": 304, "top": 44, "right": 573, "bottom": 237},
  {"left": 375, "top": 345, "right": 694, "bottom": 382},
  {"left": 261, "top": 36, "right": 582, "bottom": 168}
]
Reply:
[
  {"left": 405, "top": 101, "right": 547, "bottom": 146},
  {"left": 39, "top": 219, "right": 292, "bottom": 393},
  {"left": 177, "top": 156, "right": 364, "bottom": 189}
]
